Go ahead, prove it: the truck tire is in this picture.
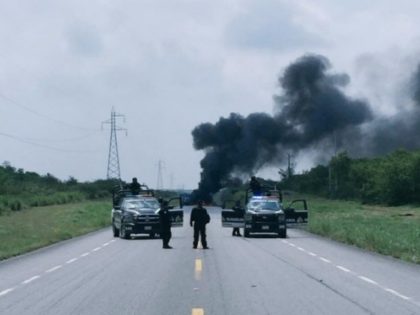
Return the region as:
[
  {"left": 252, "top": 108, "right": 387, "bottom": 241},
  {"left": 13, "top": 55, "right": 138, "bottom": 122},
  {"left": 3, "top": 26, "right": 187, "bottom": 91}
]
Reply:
[
  {"left": 244, "top": 229, "right": 250, "bottom": 237},
  {"left": 278, "top": 229, "right": 287, "bottom": 238},
  {"left": 119, "top": 223, "right": 131, "bottom": 240},
  {"left": 112, "top": 222, "right": 119, "bottom": 237}
]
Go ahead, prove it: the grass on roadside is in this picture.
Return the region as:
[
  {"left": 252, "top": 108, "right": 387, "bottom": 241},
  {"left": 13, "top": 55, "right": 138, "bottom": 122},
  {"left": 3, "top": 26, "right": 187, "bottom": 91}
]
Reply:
[
  {"left": 0, "top": 201, "right": 110, "bottom": 260},
  {"left": 283, "top": 194, "right": 420, "bottom": 264}
]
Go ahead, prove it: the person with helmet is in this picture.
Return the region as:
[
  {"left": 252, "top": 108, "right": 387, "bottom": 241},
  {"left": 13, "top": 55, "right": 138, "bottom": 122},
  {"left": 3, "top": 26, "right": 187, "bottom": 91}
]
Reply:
[
  {"left": 231, "top": 200, "right": 244, "bottom": 236},
  {"left": 159, "top": 200, "right": 172, "bottom": 249},
  {"left": 129, "top": 177, "right": 141, "bottom": 195},
  {"left": 249, "top": 176, "right": 262, "bottom": 196},
  {"left": 190, "top": 200, "right": 210, "bottom": 249}
]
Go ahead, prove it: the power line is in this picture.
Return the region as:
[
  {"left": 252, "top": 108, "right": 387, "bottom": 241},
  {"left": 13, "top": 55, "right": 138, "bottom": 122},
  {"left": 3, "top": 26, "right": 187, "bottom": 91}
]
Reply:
[
  {"left": 0, "top": 91, "right": 98, "bottom": 132},
  {"left": 17, "top": 130, "right": 100, "bottom": 143},
  {"left": 0, "top": 131, "right": 100, "bottom": 153}
]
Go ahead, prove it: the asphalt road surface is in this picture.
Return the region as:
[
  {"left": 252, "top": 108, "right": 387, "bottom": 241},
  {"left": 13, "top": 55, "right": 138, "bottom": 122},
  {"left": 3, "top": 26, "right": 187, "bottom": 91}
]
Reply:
[{"left": 1, "top": 206, "right": 419, "bottom": 315}]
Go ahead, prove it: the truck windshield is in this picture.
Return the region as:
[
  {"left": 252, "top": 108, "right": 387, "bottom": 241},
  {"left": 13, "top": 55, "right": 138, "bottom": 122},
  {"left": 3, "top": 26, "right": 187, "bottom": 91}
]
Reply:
[
  {"left": 126, "top": 200, "right": 153, "bottom": 210},
  {"left": 249, "top": 201, "right": 279, "bottom": 211},
  {"left": 144, "top": 199, "right": 160, "bottom": 209}
]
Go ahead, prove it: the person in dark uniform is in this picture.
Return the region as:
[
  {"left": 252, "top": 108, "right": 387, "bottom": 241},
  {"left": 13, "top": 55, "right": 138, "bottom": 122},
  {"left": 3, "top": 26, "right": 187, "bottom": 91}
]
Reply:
[
  {"left": 231, "top": 200, "right": 244, "bottom": 236},
  {"left": 190, "top": 200, "right": 210, "bottom": 249},
  {"left": 159, "top": 200, "right": 172, "bottom": 249},
  {"left": 129, "top": 177, "right": 141, "bottom": 195},
  {"left": 249, "top": 176, "right": 262, "bottom": 196}
]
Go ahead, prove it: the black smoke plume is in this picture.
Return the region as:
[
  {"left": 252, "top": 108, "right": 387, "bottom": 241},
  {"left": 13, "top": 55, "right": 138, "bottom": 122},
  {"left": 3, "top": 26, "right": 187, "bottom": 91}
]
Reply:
[
  {"left": 191, "top": 54, "right": 373, "bottom": 201},
  {"left": 413, "top": 64, "right": 420, "bottom": 106}
]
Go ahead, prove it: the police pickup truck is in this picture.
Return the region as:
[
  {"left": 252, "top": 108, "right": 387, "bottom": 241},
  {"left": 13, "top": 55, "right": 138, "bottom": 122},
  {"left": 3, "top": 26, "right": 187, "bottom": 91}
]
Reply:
[
  {"left": 221, "top": 189, "right": 309, "bottom": 237},
  {"left": 111, "top": 186, "right": 183, "bottom": 239}
]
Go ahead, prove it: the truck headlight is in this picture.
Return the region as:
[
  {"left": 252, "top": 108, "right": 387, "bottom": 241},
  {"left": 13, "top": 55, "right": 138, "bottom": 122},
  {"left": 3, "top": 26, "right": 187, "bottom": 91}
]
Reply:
[{"left": 277, "top": 213, "right": 285, "bottom": 222}]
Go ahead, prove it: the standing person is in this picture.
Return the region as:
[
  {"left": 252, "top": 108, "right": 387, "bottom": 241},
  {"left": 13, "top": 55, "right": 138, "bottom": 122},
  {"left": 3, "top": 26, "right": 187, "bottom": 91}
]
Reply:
[
  {"left": 190, "top": 200, "right": 210, "bottom": 249},
  {"left": 159, "top": 200, "right": 172, "bottom": 249},
  {"left": 249, "top": 176, "right": 262, "bottom": 196},
  {"left": 231, "top": 200, "right": 244, "bottom": 236},
  {"left": 129, "top": 177, "right": 141, "bottom": 195}
]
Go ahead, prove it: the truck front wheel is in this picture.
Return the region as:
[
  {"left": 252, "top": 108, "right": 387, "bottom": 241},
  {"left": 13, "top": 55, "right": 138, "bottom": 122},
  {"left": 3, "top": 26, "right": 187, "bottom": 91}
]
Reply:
[
  {"left": 119, "top": 223, "right": 131, "bottom": 240},
  {"left": 112, "top": 222, "right": 119, "bottom": 237},
  {"left": 278, "top": 229, "right": 287, "bottom": 238}
]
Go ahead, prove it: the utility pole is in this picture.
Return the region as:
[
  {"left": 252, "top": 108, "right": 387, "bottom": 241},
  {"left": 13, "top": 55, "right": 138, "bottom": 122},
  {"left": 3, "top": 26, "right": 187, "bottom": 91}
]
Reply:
[
  {"left": 156, "top": 160, "right": 165, "bottom": 190},
  {"left": 170, "top": 173, "right": 174, "bottom": 190},
  {"left": 102, "top": 107, "right": 126, "bottom": 180},
  {"left": 287, "top": 153, "right": 295, "bottom": 178},
  {"left": 329, "top": 131, "right": 338, "bottom": 196}
]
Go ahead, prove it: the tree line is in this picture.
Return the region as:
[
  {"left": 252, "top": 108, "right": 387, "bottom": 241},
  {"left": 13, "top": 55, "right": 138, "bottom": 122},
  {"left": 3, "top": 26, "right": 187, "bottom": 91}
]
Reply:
[
  {"left": 280, "top": 150, "right": 420, "bottom": 205},
  {"left": 0, "top": 162, "right": 115, "bottom": 214}
]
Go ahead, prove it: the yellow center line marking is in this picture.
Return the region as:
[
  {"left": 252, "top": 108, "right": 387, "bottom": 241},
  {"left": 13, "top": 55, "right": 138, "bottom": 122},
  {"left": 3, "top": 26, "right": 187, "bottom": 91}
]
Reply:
[
  {"left": 192, "top": 308, "right": 204, "bottom": 315},
  {"left": 195, "top": 259, "right": 202, "bottom": 272},
  {"left": 195, "top": 259, "right": 203, "bottom": 280}
]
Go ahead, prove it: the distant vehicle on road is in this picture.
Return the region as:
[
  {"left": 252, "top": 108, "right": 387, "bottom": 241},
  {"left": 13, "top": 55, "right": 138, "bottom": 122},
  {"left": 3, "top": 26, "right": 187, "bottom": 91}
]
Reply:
[{"left": 111, "top": 186, "right": 183, "bottom": 239}]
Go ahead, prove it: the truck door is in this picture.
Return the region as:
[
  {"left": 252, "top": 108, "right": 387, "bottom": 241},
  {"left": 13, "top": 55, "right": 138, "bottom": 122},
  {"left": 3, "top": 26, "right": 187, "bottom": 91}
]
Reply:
[
  {"left": 284, "top": 199, "right": 308, "bottom": 223},
  {"left": 168, "top": 197, "right": 184, "bottom": 227},
  {"left": 221, "top": 199, "right": 244, "bottom": 228}
]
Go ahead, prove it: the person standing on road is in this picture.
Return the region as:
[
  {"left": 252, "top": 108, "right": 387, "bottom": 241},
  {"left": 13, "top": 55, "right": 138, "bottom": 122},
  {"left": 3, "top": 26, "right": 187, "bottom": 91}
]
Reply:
[
  {"left": 232, "top": 200, "right": 244, "bottom": 237},
  {"left": 159, "top": 200, "right": 172, "bottom": 249},
  {"left": 190, "top": 200, "right": 210, "bottom": 249}
]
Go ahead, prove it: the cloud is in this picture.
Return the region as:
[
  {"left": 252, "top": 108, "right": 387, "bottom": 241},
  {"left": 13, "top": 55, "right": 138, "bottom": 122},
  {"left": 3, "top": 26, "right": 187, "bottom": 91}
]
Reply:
[
  {"left": 65, "top": 23, "right": 104, "bottom": 57},
  {"left": 225, "top": 1, "right": 326, "bottom": 52}
]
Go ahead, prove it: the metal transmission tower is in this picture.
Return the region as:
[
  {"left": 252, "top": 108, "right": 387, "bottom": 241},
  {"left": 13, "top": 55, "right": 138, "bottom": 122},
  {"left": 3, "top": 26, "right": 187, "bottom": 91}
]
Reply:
[
  {"left": 102, "top": 108, "right": 127, "bottom": 180},
  {"left": 156, "top": 160, "right": 165, "bottom": 189}
]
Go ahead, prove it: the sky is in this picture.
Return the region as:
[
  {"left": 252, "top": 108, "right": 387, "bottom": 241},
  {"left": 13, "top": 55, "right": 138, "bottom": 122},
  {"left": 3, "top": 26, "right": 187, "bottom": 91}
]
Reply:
[{"left": 1, "top": 0, "right": 420, "bottom": 189}]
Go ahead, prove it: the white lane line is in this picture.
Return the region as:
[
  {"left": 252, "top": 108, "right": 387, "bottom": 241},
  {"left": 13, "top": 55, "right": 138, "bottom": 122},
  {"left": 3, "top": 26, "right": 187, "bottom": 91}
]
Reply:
[
  {"left": 385, "top": 288, "right": 411, "bottom": 300},
  {"left": 21, "top": 275, "right": 41, "bottom": 285},
  {"left": 336, "top": 265, "right": 351, "bottom": 273},
  {"left": 0, "top": 288, "right": 15, "bottom": 297},
  {"left": 319, "top": 257, "right": 331, "bottom": 263},
  {"left": 45, "top": 265, "right": 62, "bottom": 273},
  {"left": 102, "top": 242, "right": 110, "bottom": 247},
  {"left": 288, "top": 244, "right": 417, "bottom": 306},
  {"left": 66, "top": 258, "right": 78, "bottom": 264},
  {"left": 358, "top": 275, "right": 378, "bottom": 285},
  {"left": 0, "top": 240, "right": 113, "bottom": 299}
]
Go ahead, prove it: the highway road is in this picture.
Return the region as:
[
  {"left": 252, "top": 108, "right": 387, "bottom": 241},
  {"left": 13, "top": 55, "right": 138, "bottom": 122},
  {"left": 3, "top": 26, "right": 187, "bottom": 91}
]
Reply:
[{"left": 1, "top": 206, "right": 419, "bottom": 315}]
